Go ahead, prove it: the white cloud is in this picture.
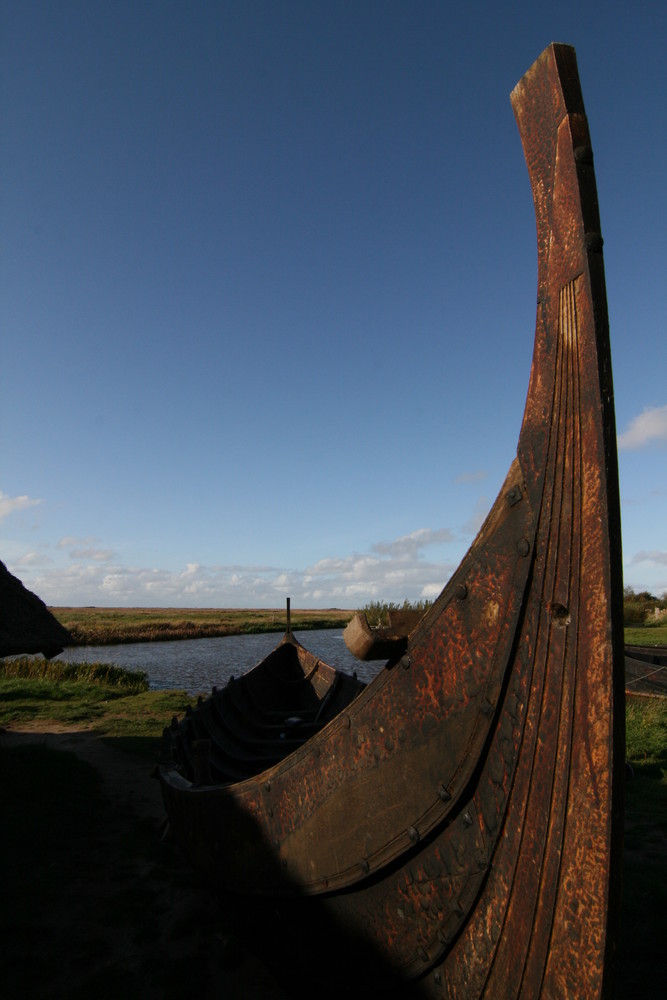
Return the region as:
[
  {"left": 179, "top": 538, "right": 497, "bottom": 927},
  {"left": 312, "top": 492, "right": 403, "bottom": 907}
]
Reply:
[
  {"left": 0, "top": 490, "right": 42, "bottom": 521},
  {"left": 372, "top": 527, "right": 454, "bottom": 559},
  {"left": 630, "top": 550, "right": 667, "bottom": 567},
  {"left": 462, "top": 495, "right": 492, "bottom": 535},
  {"left": 69, "top": 547, "right": 114, "bottom": 562},
  {"left": 454, "top": 470, "right": 488, "bottom": 484},
  {"left": 7, "top": 526, "right": 464, "bottom": 608},
  {"left": 618, "top": 404, "right": 667, "bottom": 450},
  {"left": 57, "top": 535, "right": 114, "bottom": 562},
  {"left": 16, "top": 550, "right": 52, "bottom": 567}
]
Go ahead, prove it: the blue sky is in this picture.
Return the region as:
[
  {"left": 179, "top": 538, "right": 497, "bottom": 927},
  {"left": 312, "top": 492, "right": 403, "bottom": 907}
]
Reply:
[{"left": 2, "top": 1, "right": 665, "bottom": 608}]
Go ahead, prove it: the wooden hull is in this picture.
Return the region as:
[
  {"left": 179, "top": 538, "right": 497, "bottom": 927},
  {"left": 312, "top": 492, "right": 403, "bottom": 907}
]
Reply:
[
  {"left": 159, "top": 44, "right": 624, "bottom": 998},
  {"left": 343, "top": 608, "right": 423, "bottom": 661},
  {"left": 162, "top": 629, "right": 364, "bottom": 785}
]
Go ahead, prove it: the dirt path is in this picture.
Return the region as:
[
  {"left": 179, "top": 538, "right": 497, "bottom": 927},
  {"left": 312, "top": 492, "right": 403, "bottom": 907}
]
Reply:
[{"left": 1, "top": 723, "right": 288, "bottom": 999}]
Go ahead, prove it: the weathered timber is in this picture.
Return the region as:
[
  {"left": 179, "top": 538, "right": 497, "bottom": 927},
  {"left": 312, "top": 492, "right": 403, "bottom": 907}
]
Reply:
[
  {"left": 343, "top": 608, "right": 423, "bottom": 661},
  {"left": 158, "top": 44, "right": 624, "bottom": 999}
]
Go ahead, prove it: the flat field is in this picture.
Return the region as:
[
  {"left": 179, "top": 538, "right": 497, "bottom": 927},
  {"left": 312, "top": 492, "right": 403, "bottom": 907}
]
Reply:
[{"left": 51, "top": 605, "right": 356, "bottom": 646}]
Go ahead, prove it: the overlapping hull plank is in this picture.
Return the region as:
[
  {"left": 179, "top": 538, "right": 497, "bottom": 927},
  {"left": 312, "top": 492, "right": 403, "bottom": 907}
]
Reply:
[{"left": 159, "top": 43, "right": 623, "bottom": 998}]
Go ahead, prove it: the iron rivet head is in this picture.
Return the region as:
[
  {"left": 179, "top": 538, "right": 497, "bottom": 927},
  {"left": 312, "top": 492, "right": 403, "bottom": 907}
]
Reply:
[
  {"left": 455, "top": 901, "right": 464, "bottom": 917},
  {"left": 407, "top": 826, "right": 419, "bottom": 844},
  {"left": 507, "top": 486, "right": 522, "bottom": 507},
  {"left": 434, "top": 969, "right": 443, "bottom": 985},
  {"left": 267, "top": 806, "right": 273, "bottom": 818},
  {"left": 517, "top": 538, "right": 530, "bottom": 557},
  {"left": 343, "top": 714, "right": 351, "bottom": 729},
  {"left": 273, "top": 838, "right": 280, "bottom": 849},
  {"left": 401, "top": 654, "right": 411, "bottom": 670},
  {"left": 455, "top": 583, "right": 468, "bottom": 600},
  {"left": 438, "top": 784, "right": 452, "bottom": 803},
  {"left": 463, "top": 811, "right": 473, "bottom": 827},
  {"left": 360, "top": 859, "right": 370, "bottom": 874},
  {"left": 265, "top": 780, "right": 271, "bottom": 792}
]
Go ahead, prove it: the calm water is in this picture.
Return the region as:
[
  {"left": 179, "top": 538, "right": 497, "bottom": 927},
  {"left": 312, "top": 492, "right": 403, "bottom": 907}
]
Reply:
[{"left": 54, "top": 629, "right": 384, "bottom": 695}]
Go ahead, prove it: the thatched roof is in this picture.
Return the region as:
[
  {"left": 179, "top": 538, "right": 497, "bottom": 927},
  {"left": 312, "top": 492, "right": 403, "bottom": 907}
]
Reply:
[{"left": 0, "top": 560, "right": 73, "bottom": 659}]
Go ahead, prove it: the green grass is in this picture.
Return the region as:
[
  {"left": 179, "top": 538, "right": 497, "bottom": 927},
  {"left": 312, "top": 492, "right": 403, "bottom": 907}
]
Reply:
[
  {"left": 0, "top": 666, "right": 191, "bottom": 752},
  {"left": 624, "top": 623, "right": 667, "bottom": 647},
  {"left": 617, "top": 696, "right": 667, "bottom": 997},
  {"left": 0, "top": 655, "right": 149, "bottom": 690}
]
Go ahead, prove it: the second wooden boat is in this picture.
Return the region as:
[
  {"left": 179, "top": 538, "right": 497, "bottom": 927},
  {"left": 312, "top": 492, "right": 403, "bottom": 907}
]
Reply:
[
  {"left": 343, "top": 607, "right": 423, "bottom": 661},
  {"left": 159, "top": 44, "right": 624, "bottom": 998}
]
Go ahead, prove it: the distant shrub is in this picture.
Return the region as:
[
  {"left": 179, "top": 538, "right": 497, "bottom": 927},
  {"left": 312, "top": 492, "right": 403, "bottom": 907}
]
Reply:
[
  {"left": 623, "top": 587, "right": 666, "bottom": 627},
  {"left": 361, "top": 599, "right": 432, "bottom": 627}
]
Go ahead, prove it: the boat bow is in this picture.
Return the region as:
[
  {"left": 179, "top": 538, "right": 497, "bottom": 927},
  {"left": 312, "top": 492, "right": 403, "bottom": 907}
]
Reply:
[{"left": 158, "top": 44, "right": 624, "bottom": 999}]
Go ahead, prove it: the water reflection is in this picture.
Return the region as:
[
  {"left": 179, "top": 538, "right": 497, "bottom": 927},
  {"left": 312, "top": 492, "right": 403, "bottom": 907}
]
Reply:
[{"left": 55, "top": 629, "right": 383, "bottom": 695}]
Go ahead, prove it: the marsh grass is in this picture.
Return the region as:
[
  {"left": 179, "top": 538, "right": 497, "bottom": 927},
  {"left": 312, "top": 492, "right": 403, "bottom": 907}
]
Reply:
[
  {"left": 50, "top": 606, "right": 355, "bottom": 646},
  {"left": 0, "top": 667, "right": 191, "bottom": 748},
  {"left": 1, "top": 655, "right": 148, "bottom": 690}
]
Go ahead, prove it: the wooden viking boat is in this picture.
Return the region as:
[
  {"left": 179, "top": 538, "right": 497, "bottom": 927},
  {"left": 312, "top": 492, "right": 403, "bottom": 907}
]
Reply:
[
  {"left": 163, "top": 600, "right": 364, "bottom": 785},
  {"left": 159, "top": 44, "right": 624, "bottom": 998}
]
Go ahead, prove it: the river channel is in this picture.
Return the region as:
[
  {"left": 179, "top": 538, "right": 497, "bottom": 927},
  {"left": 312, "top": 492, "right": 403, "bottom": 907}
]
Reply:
[{"left": 54, "top": 629, "right": 384, "bottom": 695}]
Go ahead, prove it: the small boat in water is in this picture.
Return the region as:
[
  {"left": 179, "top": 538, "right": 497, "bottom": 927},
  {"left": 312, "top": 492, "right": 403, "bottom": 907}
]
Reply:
[{"left": 159, "top": 44, "right": 624, "bottom": 998}]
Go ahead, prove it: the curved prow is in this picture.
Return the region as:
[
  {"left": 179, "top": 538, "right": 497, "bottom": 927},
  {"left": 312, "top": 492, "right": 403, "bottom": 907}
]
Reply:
[{"left": 434, "top": 43, "right": 625, "bottom": 998}]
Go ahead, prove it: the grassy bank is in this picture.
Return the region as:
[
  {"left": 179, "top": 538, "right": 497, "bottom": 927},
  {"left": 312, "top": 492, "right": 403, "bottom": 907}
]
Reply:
[
  {"left": 0, "top": 661, "right": 190, "bottom": 750},
  {"left": 50, "top": 605, "right": 356, "bottom": 646}
]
